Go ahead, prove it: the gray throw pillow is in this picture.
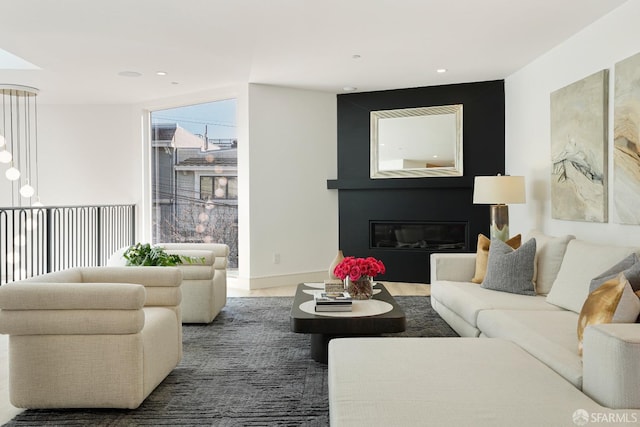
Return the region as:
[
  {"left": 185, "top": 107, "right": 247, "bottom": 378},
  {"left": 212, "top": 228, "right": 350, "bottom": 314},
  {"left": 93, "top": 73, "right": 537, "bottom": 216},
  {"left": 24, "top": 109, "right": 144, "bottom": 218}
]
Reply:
[
  {"left": 589, "top": 253, "right": 640, "bottom": 293},
  {"left": 481, "top": 238, "right": 537, "bottom": 296}
]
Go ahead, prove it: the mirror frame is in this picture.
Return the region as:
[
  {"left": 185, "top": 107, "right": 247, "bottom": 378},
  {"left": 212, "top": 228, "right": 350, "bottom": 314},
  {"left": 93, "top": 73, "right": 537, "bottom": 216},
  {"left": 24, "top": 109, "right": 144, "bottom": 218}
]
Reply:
[{"left": 370, "top": 104, "right": 463, "bottom": 179}]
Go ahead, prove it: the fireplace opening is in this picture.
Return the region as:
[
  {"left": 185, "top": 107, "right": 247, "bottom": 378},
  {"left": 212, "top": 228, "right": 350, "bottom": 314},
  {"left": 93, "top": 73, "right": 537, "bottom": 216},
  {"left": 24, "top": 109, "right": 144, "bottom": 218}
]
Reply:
[{"left": 370, "top": 221, "right": 468, "bottom": 251}]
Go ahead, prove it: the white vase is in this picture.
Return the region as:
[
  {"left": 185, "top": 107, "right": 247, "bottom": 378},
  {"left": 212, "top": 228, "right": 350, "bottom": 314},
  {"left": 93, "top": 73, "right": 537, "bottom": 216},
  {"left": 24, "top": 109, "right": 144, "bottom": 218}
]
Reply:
[{"left": 328, "top": 250, "right": 344, "bottom": 280}]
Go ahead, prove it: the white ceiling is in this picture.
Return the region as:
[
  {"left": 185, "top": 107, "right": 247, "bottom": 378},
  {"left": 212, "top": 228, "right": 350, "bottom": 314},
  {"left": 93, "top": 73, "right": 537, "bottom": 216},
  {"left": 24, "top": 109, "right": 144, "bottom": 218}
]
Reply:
[{"left": 0, "top": 0, "right": 627, "bottom": 105}]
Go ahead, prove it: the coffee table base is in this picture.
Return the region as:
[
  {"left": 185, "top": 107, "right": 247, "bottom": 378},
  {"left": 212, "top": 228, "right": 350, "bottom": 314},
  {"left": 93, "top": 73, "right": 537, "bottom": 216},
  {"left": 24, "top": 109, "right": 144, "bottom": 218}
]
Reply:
[
  {"left": 291, "top": 283, "right": 406, "bottom": 363},
  {"left": 310, "top": 333, "right": 379, "bottom": 363}
]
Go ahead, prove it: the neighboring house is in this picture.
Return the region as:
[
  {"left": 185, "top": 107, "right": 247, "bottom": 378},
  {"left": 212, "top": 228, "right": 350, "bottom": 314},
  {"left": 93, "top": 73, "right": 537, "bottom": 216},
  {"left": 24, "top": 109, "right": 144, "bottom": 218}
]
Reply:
[{"left": 151, "top": 123, "right": 238, "bottom": 267}]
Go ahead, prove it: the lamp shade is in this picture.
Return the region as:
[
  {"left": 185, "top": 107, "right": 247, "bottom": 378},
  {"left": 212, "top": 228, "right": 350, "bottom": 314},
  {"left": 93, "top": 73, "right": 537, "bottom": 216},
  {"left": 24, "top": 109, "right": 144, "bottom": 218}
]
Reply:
[{"left": 473, "top": 175, "right": 526, "bottom": 204}]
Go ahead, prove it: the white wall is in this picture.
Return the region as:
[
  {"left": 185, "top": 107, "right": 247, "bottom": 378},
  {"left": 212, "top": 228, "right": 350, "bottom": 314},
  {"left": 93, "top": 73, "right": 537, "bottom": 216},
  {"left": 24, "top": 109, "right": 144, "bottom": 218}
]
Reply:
[
  {"left": 505, "top": 1, "right": 640, "bottom": 245},
  {"left": 0, "top": 104, "right": 139, "bottom": 207},
  {"left": 137, "top": 83, "right": 340, "bottom": 289},
  {"left": 0, "top": 85, "right": 338, "bottom": 289},
  {"left": 244, "top": 84, "right": 338, "bottom": 288}
]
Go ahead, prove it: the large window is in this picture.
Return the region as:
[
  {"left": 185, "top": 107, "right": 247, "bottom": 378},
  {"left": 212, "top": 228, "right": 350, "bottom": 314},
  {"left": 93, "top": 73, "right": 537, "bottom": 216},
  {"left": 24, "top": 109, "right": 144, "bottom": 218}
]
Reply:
[{"left": 150, "top": 99, "right": 238, "bottom": 267}]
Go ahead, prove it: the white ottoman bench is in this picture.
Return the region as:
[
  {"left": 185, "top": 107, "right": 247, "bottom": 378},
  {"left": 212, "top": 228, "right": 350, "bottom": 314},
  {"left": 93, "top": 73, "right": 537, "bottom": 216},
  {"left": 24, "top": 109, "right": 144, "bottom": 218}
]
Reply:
[{"left": 328, "top": 338, "right": 638, "bottom": 426}]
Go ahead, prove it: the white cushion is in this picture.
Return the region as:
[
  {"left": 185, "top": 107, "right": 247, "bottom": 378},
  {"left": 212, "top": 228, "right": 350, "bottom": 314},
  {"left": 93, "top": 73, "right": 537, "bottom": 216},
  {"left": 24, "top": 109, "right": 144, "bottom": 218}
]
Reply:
[
  {"left": 477, "top": 309, "right": 583, "bottom": 388},
  {"left": 328, "top": 338, "right": 606, "bottom": 427},
  {"left": 546, "top": 240, "right": 638, "bottom": 314},
  {"left": 431, "top": 281, "right": 561, "bottom": 328},
  {"left": 525, "top": 230, "right": 575, "bottom": 295}
]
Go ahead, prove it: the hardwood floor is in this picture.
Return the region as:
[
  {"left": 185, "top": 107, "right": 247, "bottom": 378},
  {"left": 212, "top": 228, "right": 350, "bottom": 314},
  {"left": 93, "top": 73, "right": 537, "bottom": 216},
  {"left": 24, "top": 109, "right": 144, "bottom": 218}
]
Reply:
[
  {"left": 0, "top": 335, "right": 21, "bottom": 424},
  {"left": 227, "top": 280, "right": 430, "bottom": 297},
  {"left": 0, "top": 281, "right": 429, "bottom": 424}
]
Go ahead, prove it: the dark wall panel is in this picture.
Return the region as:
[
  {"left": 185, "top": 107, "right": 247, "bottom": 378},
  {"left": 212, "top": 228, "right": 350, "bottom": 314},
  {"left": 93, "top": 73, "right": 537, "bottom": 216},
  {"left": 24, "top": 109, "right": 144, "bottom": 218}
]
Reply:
[{"left": 333, "top": 80, "right": 505, "bottom": 283}]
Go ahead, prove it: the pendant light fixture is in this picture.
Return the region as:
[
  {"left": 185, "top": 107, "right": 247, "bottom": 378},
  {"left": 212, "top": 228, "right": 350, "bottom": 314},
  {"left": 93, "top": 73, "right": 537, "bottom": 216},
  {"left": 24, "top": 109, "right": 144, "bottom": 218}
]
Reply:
[{"left": 0, "top": 84, "right": 41, "bottom": 206}]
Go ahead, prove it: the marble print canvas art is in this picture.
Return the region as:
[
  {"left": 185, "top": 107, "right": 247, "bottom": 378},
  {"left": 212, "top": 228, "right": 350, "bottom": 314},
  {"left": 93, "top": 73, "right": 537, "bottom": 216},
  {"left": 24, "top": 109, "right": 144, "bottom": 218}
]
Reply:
[
  {"left": 550, "top": 70, "right": 608, "bottom": 222},
  {"left": 614, "top": 51, "right": 640, "bottom": 224}
]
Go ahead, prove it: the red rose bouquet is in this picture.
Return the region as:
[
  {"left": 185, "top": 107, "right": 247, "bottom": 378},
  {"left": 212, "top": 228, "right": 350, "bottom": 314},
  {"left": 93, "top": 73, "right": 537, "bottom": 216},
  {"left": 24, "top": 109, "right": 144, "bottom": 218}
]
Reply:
[{"left": 333, "top": 256, "right": 386, "bottom": 281}]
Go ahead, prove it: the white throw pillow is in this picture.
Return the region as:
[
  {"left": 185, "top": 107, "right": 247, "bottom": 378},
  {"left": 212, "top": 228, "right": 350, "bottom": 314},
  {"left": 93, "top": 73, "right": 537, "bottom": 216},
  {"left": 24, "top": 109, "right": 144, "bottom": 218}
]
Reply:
[
  {"left": 546, "top": 240, "right": 639, "bottom": 314},
  {"left": 525, "top": 230, "right": 575, "bottom": 295}
]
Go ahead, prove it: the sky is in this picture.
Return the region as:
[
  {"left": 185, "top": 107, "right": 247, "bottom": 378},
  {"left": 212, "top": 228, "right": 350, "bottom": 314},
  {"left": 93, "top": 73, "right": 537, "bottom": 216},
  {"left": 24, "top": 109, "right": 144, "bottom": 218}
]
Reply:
[{"left": 151, "top": 98, "right": 237, "bottom": 140}]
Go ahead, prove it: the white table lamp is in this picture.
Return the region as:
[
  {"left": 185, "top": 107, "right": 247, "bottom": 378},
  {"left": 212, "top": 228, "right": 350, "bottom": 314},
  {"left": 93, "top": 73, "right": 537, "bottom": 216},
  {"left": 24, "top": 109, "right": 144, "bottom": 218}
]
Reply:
[{"left": 473, "top": 175, "right": 526, "bottom": 241}]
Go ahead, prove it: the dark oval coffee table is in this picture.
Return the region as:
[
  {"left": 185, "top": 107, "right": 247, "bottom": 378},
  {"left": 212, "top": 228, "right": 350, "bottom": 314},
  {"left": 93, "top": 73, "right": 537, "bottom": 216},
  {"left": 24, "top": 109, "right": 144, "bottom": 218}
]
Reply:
[{"left": 290, "top": 282, "right": 406, "bottom": 363}]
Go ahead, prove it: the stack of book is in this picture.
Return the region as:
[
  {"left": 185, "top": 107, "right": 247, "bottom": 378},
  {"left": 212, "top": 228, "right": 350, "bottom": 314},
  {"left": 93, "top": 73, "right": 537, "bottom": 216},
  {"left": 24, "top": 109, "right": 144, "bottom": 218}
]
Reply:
[{"left": 314, "top": 291, "right": 353, "bottom": 312}]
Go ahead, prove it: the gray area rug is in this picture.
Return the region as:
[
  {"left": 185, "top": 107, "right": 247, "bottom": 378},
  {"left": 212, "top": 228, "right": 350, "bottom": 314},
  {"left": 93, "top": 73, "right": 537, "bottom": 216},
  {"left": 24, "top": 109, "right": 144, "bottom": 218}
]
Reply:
[{"left": 3, "top": 296, "right": 457, "bottom": 426}]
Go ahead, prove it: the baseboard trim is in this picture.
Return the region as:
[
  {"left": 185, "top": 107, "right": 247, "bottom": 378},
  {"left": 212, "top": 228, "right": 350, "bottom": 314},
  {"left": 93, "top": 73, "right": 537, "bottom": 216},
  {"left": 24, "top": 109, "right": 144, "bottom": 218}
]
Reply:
[{"left": 234, "top": 271, "right": 328, "bottom": 290}]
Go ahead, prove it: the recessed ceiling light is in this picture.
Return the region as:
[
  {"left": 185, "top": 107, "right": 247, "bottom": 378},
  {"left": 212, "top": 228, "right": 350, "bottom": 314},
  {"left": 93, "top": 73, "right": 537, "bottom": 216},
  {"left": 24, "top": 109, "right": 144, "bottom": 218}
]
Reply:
[
  {"left": 171, "top": 81, "right": 179, "bottom": 85},
  {"left": 156, "top": 71, "right": 168, "bottom": 76},
  {"left": 436, "top": 68, "right": 448, "bottom": 73},
  {"left": 343, "top": 86, "right": 357, "bottom": 91},
  {"left": 352, "top": 54, "right": 361, "bottom": 59},
  {"left": 118, "top": 71, "right": 142, "bottom": 77},
  {"left": 433, "top": 155, "right": 439, "bottom": 158}
]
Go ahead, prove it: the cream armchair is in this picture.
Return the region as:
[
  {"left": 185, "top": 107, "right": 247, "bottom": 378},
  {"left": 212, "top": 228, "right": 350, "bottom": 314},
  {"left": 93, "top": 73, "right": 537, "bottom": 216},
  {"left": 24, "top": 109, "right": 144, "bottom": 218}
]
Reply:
[
  {"left": 108, "top": 243, "right": 229, "bottom": 324},
  {"left": 0, "top": 266, "right": 182, "bottom": 409},
  {"left": 158, "top": 243, "right": 229, "bottom": 323}
]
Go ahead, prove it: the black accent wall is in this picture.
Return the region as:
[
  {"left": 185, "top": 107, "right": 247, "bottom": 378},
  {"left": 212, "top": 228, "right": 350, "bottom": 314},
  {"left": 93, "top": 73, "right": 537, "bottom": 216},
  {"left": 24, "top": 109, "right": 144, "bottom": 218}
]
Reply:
[{"left": 329, "top": 80, "right": 505, "bottom": 283}]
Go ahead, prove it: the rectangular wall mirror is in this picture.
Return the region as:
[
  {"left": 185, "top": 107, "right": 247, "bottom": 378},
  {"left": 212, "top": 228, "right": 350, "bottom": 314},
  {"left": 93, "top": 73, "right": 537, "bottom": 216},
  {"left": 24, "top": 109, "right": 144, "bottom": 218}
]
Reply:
[{"left": 370, "top": 104, "right": 463, "bottom": 178}]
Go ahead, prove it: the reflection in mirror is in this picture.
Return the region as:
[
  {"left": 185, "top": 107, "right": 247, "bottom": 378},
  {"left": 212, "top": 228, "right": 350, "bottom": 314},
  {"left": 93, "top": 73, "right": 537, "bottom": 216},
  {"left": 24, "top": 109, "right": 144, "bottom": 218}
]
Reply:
[{"left": 370, "top": 104, "right": 463, "bottom": 178}]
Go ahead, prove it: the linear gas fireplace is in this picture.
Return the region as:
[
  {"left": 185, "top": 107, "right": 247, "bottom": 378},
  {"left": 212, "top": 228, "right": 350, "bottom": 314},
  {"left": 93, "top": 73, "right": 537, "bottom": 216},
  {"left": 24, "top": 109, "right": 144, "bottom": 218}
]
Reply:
[{"left": 370, "top": 221, "right": 468, "bottom": 251}]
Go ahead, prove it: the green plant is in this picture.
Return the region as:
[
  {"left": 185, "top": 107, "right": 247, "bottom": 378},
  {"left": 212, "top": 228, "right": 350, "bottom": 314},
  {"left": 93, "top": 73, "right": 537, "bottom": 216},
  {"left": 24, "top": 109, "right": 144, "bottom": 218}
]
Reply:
[{"left": 123, "top": 243, "right": 204, "bottom": 266}]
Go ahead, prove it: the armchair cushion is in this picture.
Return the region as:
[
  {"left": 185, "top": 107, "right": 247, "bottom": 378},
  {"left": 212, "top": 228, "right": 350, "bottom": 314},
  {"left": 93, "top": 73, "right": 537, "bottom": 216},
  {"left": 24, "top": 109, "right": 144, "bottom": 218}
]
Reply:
[
  {"left": 80, "top": 266, "right": 182, "bottom": 288},
  {"left": 0, "top": 309, "right": 145, "bottom": 335},
  {"left": 80, "top": 267, "right": 182, "bottom": 307}
]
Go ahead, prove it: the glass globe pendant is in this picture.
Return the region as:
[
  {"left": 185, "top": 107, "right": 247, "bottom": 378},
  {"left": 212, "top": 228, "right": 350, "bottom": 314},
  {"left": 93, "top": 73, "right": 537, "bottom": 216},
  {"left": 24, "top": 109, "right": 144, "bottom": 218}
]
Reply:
[
  {"left": 20, "top": 181, "right": 35, "bottom": 198},
  {"left": 0, "top": 149, "right": 11, "bottom": 163},
  {"left": 5, "top": 165, "right": 20, "bottom": 181}
]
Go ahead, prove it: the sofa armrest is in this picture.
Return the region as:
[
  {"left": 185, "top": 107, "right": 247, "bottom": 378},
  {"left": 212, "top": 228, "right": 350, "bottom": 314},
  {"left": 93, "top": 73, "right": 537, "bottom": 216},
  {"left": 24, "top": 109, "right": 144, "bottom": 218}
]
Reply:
[
  {"left": 0, "top": 282, "right": 145, "bottom": 310},
  {"left": 430, "top": 253, "right": 476, "bottom": 283},
  {"left": 0, "top": 282, "right": 145, "bottom": 335},
  {"left": 583, "top": 323, "right": 640, "bottom": 409}
]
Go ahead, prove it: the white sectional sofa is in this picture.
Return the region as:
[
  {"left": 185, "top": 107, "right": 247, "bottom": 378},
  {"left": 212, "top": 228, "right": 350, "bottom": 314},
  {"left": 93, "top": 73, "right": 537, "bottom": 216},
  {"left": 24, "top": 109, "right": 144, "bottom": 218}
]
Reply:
[
  {"left": 329, "top": 231, "right": 640, "bottom": 426},
  {"left": 431, "top": 234, "right": 640, "bottom": 404}
]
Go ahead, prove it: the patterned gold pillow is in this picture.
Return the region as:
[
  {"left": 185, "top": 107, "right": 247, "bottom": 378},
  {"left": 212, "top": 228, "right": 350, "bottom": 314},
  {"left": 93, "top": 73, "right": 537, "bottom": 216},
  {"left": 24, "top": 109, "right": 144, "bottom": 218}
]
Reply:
[
  {"left": 471, "top": 233, "right": 521, "bottom": 284},
  {"left": 577, "top": 273, "right": 640, "bottom": 356}
]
